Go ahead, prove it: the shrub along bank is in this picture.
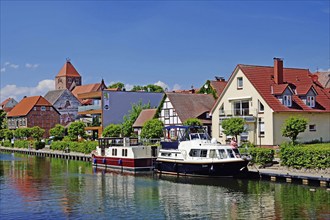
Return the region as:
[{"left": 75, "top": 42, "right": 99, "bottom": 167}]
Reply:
[
  {"left": 248, "top": 148, "right": 275, "bottom": 166},
  {"left": 280, "top": 143, "right": 330, "bottom": 169},
  {"left": 50, "top": 141, "right": 98, "bottom": 154}
]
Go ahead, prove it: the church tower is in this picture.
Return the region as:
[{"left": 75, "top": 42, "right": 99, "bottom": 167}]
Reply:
[{"left": 55, "top": 58, "right": 82, "bottom": 90}]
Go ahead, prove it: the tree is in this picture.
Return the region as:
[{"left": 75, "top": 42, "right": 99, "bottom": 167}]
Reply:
[
  {"left": 103, "top": 124, "right": 122, "bottom": 137},
  {"left": 14, "top": 128, "right": 31, "bottom": 139},
  {"left": 183, "top": 118, "right": 203, "bottom": 127},
  {"left": 68, "top": 121, "right": 86, "bottom": 141},
  {"left": 4, "top": 129, "right": 13, "bottom": 140},
  {"left": 108, "top": 82, "right": 125, "bottom": 90},
  {"left": 0, "top": 110, "right": 7, "bottom": 129},
  {"left": 31, "top": 126, "right": 45, "bottom": 141},
  {"left": 281, "top": 116, "right": 308, "bottom": 144},
  {"left": 221, "top": 117, "right": 245, "bottom": 141},
  {"left": 49, "top": 124, "right": 66, "bottom": 141},
  {"left": 198, "top": 80, "right": 218, "bottom": 99},
  {"left": 122, "top": 101, "right": 150, "bottom": 137},
  {"left": 131, "top": 84, "right": 164, "bottom": 93},
  {"left": 140, "top": 119, "right": 164, "bottom": 139}
]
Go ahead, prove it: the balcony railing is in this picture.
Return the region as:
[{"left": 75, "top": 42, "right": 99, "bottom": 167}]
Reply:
[
  {"left": 78, "top": 104, "right": 101, "bottom": 112},
  {"left": 219, "top": 109, "right": 257, "bottom": 122}
]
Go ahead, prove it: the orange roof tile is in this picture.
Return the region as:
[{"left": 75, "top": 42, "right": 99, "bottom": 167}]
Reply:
[
  {"left": 71, "top": 83, "right": 102, "bottom": 101},
  {"left": 7, "top": 96, "right": 52, "bottom": 117},
  {"left": 56, "top": 61, "right": 81, "bottom": 78}
]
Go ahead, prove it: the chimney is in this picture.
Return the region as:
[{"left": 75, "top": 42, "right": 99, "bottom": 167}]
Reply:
[{"left": 274, "top": 58, "right": 283, "bottom": 84}]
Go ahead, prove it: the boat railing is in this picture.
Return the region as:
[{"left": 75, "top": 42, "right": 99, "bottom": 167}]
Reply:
[{"left": 98, "top": 137, "right": 140, "bottom": 148}]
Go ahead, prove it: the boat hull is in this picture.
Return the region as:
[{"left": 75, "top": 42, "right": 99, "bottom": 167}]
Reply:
[
  {"left": 154, "top": 160, "right": 249, "bottom": 177},
  {"left": 92, "top": 155, "right": 156, "bottom": 172}
]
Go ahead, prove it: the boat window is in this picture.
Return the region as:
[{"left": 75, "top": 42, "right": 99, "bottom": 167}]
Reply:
[
  {"left": 218, "top": 149, "right": 227, "bottom": 159},
  {"left": 227, "top": 149, "right": 235, "bottom": 158},
  {"left": 209, "top": 150, "right": 217, "bottom": 158},
  {"left": 161, "top": 152, "right": 171, "bottom": 157},
  {"left": 189, "top": 149, "right": 201, "bottom": 157},
  {"left": 199, "top": 133, "right": 210, "bottom": 140},
  {"left": 200, "top": 150, "right": 207, "bottom": 157},
  {"left": 190, "top": 134, "right": 199, "bottom": 140},
  {"left": 112, "top": 148, "right": 117, "bottom": 156},
  {"left": 122, "top": 149, "right": 127, "bottom": 157},
  {"left": 232, "top": 148, "right": 240, "bottom": 158}
]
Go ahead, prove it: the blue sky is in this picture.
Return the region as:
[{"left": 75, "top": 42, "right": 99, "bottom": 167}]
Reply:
[{"left": 1, "top": 0, "right": 329, "bottom": 102}]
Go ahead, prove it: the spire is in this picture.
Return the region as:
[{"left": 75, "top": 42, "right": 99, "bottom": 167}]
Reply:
[{"left": 56, "top": 59, "right": 81, "bottom": 77}]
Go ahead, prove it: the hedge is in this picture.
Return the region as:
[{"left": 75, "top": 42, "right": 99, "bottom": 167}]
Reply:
[
  {"left": 280, "top": 143, "right": 330, "bottom": 169},
  {"left": 51, "top": 141, "right": 98, "bottom": 154},
  {"left": 248, "top": 148, "right": 274, "bottom": 165}
]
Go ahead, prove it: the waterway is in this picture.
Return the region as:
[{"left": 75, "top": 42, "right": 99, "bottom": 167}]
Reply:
[{"left": 0, "top": 153, "right": 329, "bottom": 219}]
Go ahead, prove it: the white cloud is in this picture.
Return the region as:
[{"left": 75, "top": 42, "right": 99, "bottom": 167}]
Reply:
[
  {"left": 1, "top": 67, "right": 5, "bottom": 73},
  {"left": 25, "top": 63, "right": 39, "bottom": 69},
  {"left": 154, "top": 81, "right": 169, "bottom": 90},
  {"left": 4, "top": 62, "right": 10, "bottom": 66},
  {"left": 125, "top": 84, "right": 134, "bottom": 91},
  {"left": 317, "top": 68, "right": 330, "bottom": 72},
  {"left": 9, "top": 64, "right": 19, "bottom": 69},
  {"left": 0, "top": 79, "right": 55, "bottom": 103}
]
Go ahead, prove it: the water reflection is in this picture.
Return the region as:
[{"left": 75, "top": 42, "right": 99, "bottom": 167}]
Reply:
[{"left": 0, "top": 153, "right": 329, "bottom": 220}]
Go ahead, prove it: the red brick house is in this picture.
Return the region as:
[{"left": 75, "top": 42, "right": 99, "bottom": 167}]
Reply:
[{"left": 7, "top": 96, "right": 60, "bottom": 137}]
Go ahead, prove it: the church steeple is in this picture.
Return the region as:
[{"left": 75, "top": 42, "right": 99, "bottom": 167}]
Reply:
[{"left": 55, "top": 59, "right": 82, "bottom": 90}]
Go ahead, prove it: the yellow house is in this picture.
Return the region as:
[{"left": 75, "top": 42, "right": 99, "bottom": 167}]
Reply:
[{"left": 211, "top": 58, "right": 330, "bottom": 147}]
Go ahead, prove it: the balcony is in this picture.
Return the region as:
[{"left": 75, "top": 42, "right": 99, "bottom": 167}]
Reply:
[{"left": 219, "top": 109, "right": 257, "bottom": 122}]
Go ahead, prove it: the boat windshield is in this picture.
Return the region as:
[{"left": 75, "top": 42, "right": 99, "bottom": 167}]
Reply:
[{"left": 189, "top": 133, "right": 210, "bottom": 141}]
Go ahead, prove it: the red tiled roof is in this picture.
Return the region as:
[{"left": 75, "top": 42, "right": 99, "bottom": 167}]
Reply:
[
  {"left": 210, "top": 80, "right": 227, "bottom": 97},
  {"left": 133, "top": 109, "right": 157, "bottom": 128},
  {"left": 272, "top": 84, "right": 289, "bottom": 95},
  {"left": 56, "top": 61, "right": 81, "bottom": 77},
  {"left": 72, "top": 83, "right": 103, "bottom": 101},
  {"left": 239, "top": 64, "right": 330, "bottom": 112},
  {"left": 7, "top": 96, "right": 52, "bottom": 117}
]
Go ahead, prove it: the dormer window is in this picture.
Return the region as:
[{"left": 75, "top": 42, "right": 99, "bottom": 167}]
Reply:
[
  {"left": 283, "top": 95, "right": 292, "bottom": 107},
  {"left": 306, "top": 96, "right": 315, "bottom": 108}
]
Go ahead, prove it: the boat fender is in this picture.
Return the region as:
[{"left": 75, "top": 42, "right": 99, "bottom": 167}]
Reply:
[
  {"left": 173, "top": 163, "right": 177, "bottom": 171},
  {"left": 102, "top": 158, "right": 106, "bottom": 164},
  {"left": 118, "top": 159, "right": 122, "bottom": 165},
  {"left": 93, "top": 158, "right": 97, "bottom": 164},
  {"left": 209, "top": 165, "right": 214, "bottom": 173}
]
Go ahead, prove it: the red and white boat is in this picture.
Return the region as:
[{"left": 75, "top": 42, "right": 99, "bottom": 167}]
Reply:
[{"left": 92, "top": 137, "right": 159, "bottom": 172}]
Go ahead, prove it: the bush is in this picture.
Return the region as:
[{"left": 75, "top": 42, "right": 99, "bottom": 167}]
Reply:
[
  {"left": 50, "top": 140, "right": 98, "bottom": 154},
  {"left": 14, "top": 140, "right": 29, "bottom": 149},
  {"left": 280, "top": 143, "right": 330, "bottom": 169},
  {"left": 34, "top": 141, "right": 45, "bottom": 150},
  {"left": 3, "top": 140, "right": 11, "bottom": 147},
  {"left": 249, "top": 148, "right": 274, "bottom": 165}
]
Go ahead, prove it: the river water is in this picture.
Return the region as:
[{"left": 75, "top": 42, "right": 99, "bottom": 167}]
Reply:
[{"left": 0, "top": 153, "right": 329, "bottom": 220}]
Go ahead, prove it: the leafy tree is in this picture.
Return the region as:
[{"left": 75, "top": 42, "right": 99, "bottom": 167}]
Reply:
[
  {"left": 4, "top": 129, "right": 13, "bottom": 140},
  {"left": 122, "top": 101, "right": 150, "bottom": 137},
  {"left": 14, "top": 128, "right": 31, "bottom": 139},
  {"left": 140, "top": 119, "right": 164, "bottom": 139},
  {"left": 221, "top": 117, "right": 245, "bottom": 141},
  {"left": 0, "top": 110, "right": 7, "bottom": 129},
  {"left": 49, "top": 124, "right": 66, "bottom": 141},
  {"left": 131, "top": 84, "right": 164, "bottom": 93},
  {"left": 0, "top": 129, "right": 6, "bottom": 140},
  {"left": 183, "top": 118, "right": 203, "bottom": 127},
  {"left": 68, "top": 121, "right": 86, "bottom": 141},
  {"left": 103, "top": 124, "right": 122, "bottom": 137},
  {"left": 281, "top": 116, "right": 308, "bottom": 144},
  {"left": 198, "top": 80, "right": 218, "bottom": 99},
  {"left": 108, "top": 82, "right": 125, "bottom": 90},
  {"left": 31, "top": 126, "right": 45, "bottom": 141}
]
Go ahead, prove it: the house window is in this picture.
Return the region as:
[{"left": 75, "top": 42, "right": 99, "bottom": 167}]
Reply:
[
  {"left": 258, "top": 100, "right": 264, "bottom": 113},
  {"left": 219, "top": 104, "right": 225, "bottom": 115},
  {"left": 75, "top": 79, "right": 80, "bottom": 84},
  {"left": 68, "top": 78, "right": 72, "bottom": 83},
  {"left": 233, "top": 100, "right": 249, "bottom": 116},
  {"left": 309, "top": 124, "right": 316, "bottom": 132},
  {"left": 237, "top": 77, "right": 243, "bottom": 89},
  {"left": 306, "top": 96, "right": 315, "bottom": 108},
  {"left": 41, "top": 106, "right": 46, "bottom": 111},
  {"left": 164, "top": 109, "right": 170, "bottom": 119},
  {"left": 259, "top": 118, "right": 265, "bottom": 137},
  {"left": 283, "top": 95, "right": 292, "bottom": 107},
  {"left": 34, "top": 107, "right": 37, "bottom": 111}
]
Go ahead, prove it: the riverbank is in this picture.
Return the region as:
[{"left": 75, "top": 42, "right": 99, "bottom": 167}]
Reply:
[{"left": 0, "top": 146, "right": 329, "bottom": 187}]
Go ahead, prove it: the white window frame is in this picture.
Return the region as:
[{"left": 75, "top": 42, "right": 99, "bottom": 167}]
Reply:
[
  {"left": 237, "top": 77, "right": 243, "bottom": 89},
  {"left": 258, "top": 100, "right": 264, "bottom": 113},
  {"left": 283, "top": 95, "right": 292, "bottom": 107},
  {"left": 306, "top": 96, "right": 315, "bottom": 108},
  {"left": 164, "top": 109, "right": 170, "bottom": 119}
]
